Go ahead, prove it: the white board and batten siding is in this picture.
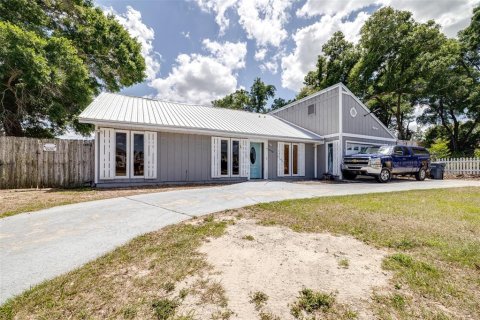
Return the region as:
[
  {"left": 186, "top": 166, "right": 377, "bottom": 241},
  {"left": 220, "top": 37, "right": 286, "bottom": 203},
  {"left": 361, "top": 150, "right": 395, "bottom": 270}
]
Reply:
[
  {"left": 98, "top": 128, "right": 157, "bottom": 180},
  {"left": 332, "top": 140, "right": 341, "bottom": 176},
  {"left": 298, "top": 143, "right": 306, "bottom": 176},
  {"left": 277, "top": 142, "right": 306, "bottom": 177},
  {"left": 144, "top": 131, "right": 157, "bottom": 179},
  {"left": 438, "top": 157, "right": 480, "bottom": 175},
  {"left": 99, "top": 128, "right": 115, "bottom": 179},
  {"left": 211, "top": 137, "right": 250, "bottom": 178},
  {"left": 239, "top": 139, "right": 250, "bottom": 177}
]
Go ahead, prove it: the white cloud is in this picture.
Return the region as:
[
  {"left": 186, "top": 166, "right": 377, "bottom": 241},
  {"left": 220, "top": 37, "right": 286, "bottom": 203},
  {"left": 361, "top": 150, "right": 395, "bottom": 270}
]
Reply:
[
  {"left": 202, "top": 39, "right": 247, "bottom": 69},
  {"left": 255, "top": 48, "right": 267, "bottom": 61},
  {"left": 194, "top": 0, "right": 293, "bottom": 47},
  {"left": 281, "top": 12, "right": 369, "bottom": 91},
  {"left": 297, "top": 0, "right": 476, "bottom": 37},
  {"left": 236, "top": 0, "right": 293, "bottom": 47},
  {"left": 181, "top": 31, "right": 190, "bottom": 39},
  {"left": 107, "top": 6, "right": 161, "bottom": 81},
  {"left": 195, "top": 0, "right": 238, "bottom": 35},
  {"left": 383, "top": 0, "right": 477, "bottom": 37},
  {"left": 149, "top": 40, "right": 247, "bottom": 105}
]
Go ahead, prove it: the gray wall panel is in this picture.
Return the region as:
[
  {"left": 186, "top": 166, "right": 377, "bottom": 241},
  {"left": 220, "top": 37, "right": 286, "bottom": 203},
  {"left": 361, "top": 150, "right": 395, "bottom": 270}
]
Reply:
[
  {"left": 274, "top": 87, "right": 339, "bottom": 136},
  {"left": 97, "top": 132, "right": 317, "bottom": 186},
  {"left": 342, "top": 93, "right": 394, "bottom": 139},
  {"left": 99, "top": 131, "right": 247, "bottom": 186}
]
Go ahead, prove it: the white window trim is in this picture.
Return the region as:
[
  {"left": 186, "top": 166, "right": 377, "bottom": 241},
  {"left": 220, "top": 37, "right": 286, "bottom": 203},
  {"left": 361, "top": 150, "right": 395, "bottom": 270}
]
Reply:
[
  {"left": 114, "top": 130, "right": 130, "bottom": 179},
  {"left": 130, "top": 131, "right": 145, "bottom": 179}
]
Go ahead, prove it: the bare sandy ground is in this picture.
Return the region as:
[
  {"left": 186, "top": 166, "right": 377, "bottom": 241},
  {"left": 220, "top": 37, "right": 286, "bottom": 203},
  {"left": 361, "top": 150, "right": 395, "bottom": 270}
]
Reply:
[{"left": 176, "top": 219, "right": 391, "bottom": 319}]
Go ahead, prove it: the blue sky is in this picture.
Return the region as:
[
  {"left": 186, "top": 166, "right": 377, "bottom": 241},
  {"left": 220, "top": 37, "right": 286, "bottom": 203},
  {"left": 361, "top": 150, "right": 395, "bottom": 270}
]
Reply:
[{"left": 96, "top": 0, "right": 476, "bottom": 107}]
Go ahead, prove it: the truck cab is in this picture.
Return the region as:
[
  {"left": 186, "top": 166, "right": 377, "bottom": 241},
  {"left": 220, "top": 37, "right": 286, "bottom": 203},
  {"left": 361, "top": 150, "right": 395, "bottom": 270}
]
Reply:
[{"left": 341, "top": 145, "right": 430, "bottom": 183}]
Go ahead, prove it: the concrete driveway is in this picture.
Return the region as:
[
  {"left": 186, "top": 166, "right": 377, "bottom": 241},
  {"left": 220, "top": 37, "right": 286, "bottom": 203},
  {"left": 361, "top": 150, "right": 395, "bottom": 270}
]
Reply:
[{"left": 1, "top": 179, "right": 479, "bottom": 303}]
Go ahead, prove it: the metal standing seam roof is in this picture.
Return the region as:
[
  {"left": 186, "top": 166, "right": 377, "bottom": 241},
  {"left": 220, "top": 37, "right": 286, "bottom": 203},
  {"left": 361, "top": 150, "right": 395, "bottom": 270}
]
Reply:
[{"left": 79, "top": 92, "right": 323, "bottom": 142}]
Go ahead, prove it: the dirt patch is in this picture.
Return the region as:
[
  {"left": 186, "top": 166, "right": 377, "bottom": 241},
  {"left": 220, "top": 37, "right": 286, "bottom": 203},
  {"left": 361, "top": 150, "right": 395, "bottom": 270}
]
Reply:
[{"left": 179, "top": 219, "right": 391, "bottom": 319}]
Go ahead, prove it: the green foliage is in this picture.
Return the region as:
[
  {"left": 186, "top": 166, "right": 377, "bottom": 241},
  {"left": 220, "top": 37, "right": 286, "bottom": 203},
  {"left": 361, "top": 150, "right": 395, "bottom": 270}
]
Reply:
[
  {"left": 152, "top": 298, "right": 179, "bottom": 320},
  {"left": 270, "top": 97, "right": 293, "bottom": 111},
  {"left": 249, "top": 291, "right": 268, "bottom": 310},
  {"left": 428, "top": 138, "right": 451, "bottom": 160},
  {"left": 212, "top": 77, "right": 275, "bottom": 113},
  {"left": 475, "top": 148, "right": 480, "bottom": 158},
  {"left": 290, "top": 288, "right": 335, "bottom": 318},
  {"left": 0, "top": 0, "right": 146, "bottom": 137},
  {"left": 298, "top": 31, "right": 359, "bottom": 99},
  {"left": 350, "top": 7, "right": 444, "bottom": 140}
]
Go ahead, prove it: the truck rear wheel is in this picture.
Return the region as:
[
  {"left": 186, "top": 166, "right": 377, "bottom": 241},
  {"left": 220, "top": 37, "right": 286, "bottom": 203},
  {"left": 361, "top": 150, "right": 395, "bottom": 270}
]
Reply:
[
  {"left": 376, "top": 168, "right": 391, "bottom": 183},
  {"left": 342, "top": 171, "right": 357, "bottom": 180},
  {"left": 415, "top": 167, "right": 427, "bottom": 181}
]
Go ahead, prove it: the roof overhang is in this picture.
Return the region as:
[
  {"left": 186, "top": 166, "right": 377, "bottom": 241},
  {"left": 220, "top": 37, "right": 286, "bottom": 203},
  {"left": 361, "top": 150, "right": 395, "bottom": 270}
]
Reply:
[{"left": 80, "top": 118, "right": 324, "bottom": 144}]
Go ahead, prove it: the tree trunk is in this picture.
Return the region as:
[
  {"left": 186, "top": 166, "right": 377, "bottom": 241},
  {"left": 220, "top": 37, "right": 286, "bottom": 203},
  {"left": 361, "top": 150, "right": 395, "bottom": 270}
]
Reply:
[
  {"left": 1, "top": 89, "right": 24, "bottom": 136},
  {"left": 396, "top": 93, "right": 405, "bottom": 139}
]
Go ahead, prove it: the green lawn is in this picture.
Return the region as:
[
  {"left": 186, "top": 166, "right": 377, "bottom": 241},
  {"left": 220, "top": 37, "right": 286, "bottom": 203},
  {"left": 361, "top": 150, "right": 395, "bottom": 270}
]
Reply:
[{"left": 1, "top": 187, "right": 479, "bottom": 319}]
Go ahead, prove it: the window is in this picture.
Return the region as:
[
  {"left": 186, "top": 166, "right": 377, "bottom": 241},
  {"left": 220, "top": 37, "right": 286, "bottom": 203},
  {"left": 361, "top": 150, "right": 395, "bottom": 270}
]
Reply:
[
  {"left": 221, "top": 139, "right": 229, "bottom": 175},
  {"left": 393, "top": 146, "right": 404, "bottom": 156},
  {"left": 284, "top": 143, "right": 290, "bottom": 175},
  {"left": 292, "top": 144, "right": 298, "bottom": 175},
  {"left": 412, "top": 148, "right": 429, "bottom": 155},
  {"left": 132, "top": 133, "right": 144, "bottom": 177},
  {"left": 115, "top": 132, "right": 127, "bottom": 177},
  {"left": 308, "top": 104, "right": 315, "bottom": 115},
  {"left": 232, "top": 140, "right": 240, "bottom": 176}
]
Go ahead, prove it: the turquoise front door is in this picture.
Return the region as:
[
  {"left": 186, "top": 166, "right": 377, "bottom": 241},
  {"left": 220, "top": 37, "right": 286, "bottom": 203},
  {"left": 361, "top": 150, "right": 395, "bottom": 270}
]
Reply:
[{"left": 250, "top": 142, "right": 263, "bottom": 179}]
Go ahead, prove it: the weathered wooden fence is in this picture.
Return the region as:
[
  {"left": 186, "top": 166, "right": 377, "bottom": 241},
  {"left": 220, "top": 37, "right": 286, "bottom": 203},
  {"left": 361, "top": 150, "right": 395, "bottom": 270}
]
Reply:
[
  {"left": 0, "top": 136, "right": 95, "bottom": 189},
  {"left": 438, "top": 157, "right": 480, "bottom": 175}
]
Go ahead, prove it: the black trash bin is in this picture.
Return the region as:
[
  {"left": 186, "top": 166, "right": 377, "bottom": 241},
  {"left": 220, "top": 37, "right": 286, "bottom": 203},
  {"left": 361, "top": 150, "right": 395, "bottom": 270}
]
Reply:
[{"left": 430, "top": 162, "right": 446, "bottom": 179}]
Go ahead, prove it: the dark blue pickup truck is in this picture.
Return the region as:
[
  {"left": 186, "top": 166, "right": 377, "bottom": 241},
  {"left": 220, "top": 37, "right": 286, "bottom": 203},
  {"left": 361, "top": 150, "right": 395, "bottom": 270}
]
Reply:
[{"left": 341, "top": 145, "right": 430, "bottom": 183}]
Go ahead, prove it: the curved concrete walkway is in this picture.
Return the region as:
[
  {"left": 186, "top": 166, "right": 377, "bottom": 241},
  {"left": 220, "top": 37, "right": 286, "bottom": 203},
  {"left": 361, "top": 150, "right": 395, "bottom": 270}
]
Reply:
[{"left": 1, "top": 179, "right": 479, "bottom": 303}]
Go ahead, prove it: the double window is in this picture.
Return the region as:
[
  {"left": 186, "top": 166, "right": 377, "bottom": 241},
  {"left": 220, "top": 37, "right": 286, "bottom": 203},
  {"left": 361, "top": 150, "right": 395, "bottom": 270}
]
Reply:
[
  {"left": 212, "top": 137, "right": 247, "bottom": 178},
  {"left": 114, "top": 131, "right": 146, "bottom": 178},
  {"left": 278, "top": 142, "right": 305, "bottom": 177},
  {"left": 99, "top": 128, "right": 157, "bottom": 180},
  {"left": 218, "top": 138, "right": 241, "bottom": 177}
]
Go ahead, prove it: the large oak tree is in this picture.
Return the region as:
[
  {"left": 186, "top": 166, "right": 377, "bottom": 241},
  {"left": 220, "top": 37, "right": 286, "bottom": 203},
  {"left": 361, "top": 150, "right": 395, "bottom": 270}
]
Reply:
[{"left": 0, "top": 0, "right": 146, "bottom": 137}]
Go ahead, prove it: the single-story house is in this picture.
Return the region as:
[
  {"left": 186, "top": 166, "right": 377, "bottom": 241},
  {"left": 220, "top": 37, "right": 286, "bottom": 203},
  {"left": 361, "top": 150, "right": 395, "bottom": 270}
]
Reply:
[{"left": 78, "top": 83, "right": 397, "bottom": 187}]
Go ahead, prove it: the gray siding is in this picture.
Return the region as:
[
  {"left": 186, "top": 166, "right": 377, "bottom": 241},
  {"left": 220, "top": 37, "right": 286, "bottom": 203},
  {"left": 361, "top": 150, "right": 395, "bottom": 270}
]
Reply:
[
  {"left": 273, "top": 87, "right": 339, "bottom": 135},
  {"left": 267, "top": 140, "right": 315, "bottom": 180},
  {"left": 342, "top": 93, "right": 394, "bottom": 139},
  {"left": 98, "top": 131, "right": 247, "bottom": 187},
  {"left": 97, "top": 132, "right": 316, "bottom": 187}
]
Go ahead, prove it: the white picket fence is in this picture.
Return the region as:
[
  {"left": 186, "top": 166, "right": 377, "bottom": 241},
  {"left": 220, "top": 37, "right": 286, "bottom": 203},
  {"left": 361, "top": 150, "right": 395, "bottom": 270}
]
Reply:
[{"left": 437, "top": 157, "right": 480, "bottom": 175}]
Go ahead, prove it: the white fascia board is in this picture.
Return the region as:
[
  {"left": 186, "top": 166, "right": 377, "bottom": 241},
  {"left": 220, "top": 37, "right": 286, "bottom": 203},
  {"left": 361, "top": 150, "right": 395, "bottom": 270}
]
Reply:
[
  {"left": 81, "top": 119, "right": 324, "bottom": 144},
  {"left": 339, "top": 84, "right": 397, "bottom": 139},
  {"left": 323, "top": 132, "right": 397, "bottom": 142},
  {"left": 269, "top": 83, "right": 341, "bottom": 114}
]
